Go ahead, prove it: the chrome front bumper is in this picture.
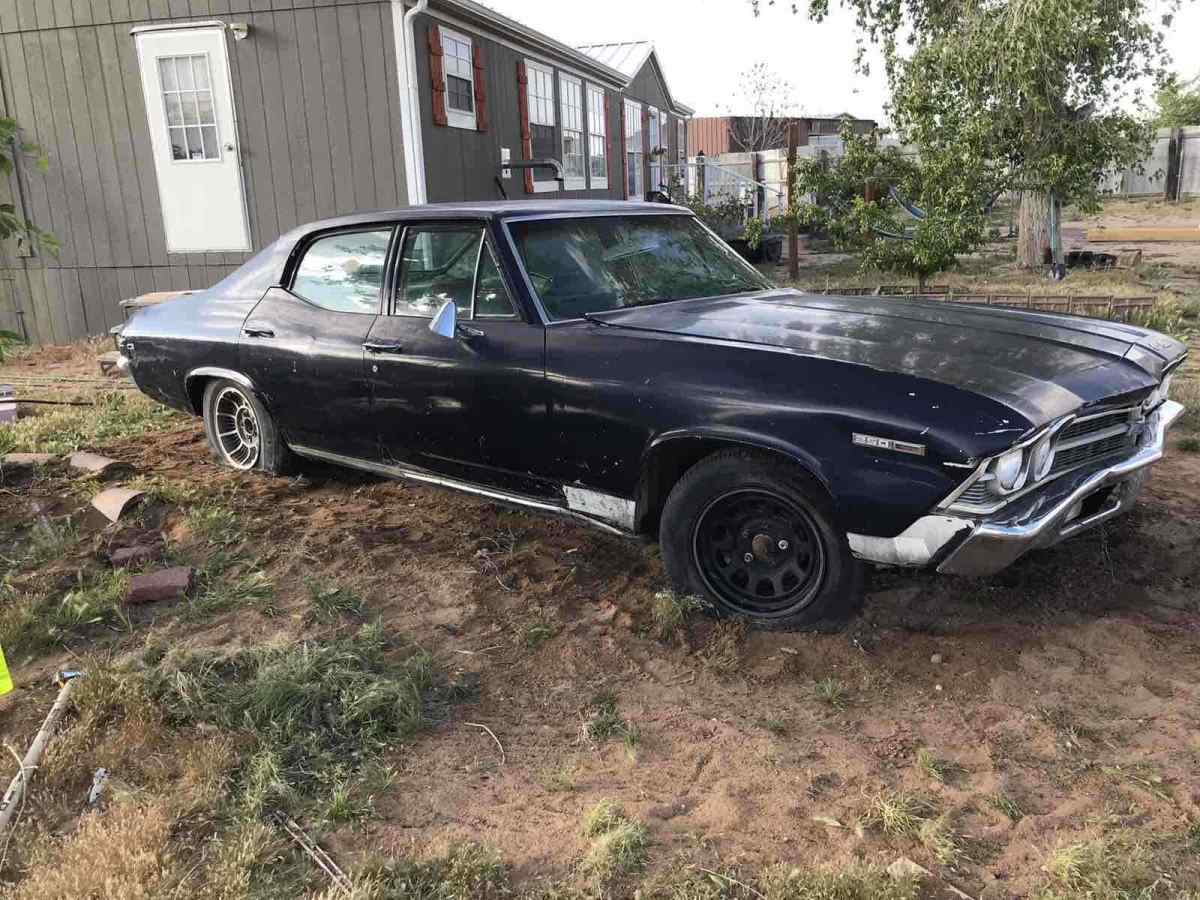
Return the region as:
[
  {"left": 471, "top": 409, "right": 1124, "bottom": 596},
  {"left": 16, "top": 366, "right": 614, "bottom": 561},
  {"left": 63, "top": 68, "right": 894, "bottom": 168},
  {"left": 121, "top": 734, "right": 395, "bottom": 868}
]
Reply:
[{"left": 848, "top": 400, "right": 1185, "bottom": 577}]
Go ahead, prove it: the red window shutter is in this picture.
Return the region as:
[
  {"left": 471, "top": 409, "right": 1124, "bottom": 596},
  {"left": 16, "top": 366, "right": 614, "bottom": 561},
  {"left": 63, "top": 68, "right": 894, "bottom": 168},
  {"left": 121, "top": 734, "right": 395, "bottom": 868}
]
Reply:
[
  {"left": 428, "top": 24, "right": 447, "bottom": 127},
  {"left": 472, "top": 45, "right": 488, "bottom": 132},
  {"left": 605, "top": 93, "right": 614, "bottom": 192},
  {"left": 517, "top": 61, "right": 534, "bottom": 193}
]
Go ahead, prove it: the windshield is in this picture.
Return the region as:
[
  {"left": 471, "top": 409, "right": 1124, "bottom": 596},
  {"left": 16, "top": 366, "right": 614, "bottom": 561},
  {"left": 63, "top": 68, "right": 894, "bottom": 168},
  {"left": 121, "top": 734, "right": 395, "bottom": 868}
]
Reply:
[{"left": 507, "top": 215, "right": 773, "bottom": 321}]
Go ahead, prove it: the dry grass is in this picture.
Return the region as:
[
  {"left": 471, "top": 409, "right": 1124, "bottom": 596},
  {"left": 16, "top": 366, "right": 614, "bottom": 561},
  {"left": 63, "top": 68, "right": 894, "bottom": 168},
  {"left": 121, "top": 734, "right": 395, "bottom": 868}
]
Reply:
[
  {"left": 651, "top": 590, "right": 705, "bottom": 641},
  {"left": 580, "top": 800, "right": 649, "bottom": 884},
  {"left": 1038, "top": 833, "right": 1157, "bottom": 899},
  {"left": 0, "top": 391, "right": 180, "bottom": 456}
]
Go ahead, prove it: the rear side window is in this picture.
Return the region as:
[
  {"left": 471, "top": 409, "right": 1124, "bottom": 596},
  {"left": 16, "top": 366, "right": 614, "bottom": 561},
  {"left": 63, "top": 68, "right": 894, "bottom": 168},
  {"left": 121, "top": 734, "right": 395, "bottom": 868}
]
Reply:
[
  {"left": 291, "top": 229, "right": 392, "bottom": 314},
  {"left": 394, "top": 226, "right": 484, "bottom": 317}
]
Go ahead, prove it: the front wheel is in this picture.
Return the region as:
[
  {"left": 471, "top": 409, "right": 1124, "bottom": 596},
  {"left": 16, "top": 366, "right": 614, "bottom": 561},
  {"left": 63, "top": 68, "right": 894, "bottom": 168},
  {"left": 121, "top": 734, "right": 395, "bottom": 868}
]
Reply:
[
  {"left": 659, "top": 450, "right": 863, "bottom": 631},
  {"left": 201, "top": 378, "right": 293, "bottom": 475}
]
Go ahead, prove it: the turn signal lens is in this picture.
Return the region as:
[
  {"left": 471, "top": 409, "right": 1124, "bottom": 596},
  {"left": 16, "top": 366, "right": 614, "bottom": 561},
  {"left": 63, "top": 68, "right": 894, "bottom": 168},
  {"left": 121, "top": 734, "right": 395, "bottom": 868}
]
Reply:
[
  {"left": 1028, "top": 434, "right": 1055, "bottom": 482},
  {"left": 992, "top": 447, "right": 1026, "bottom": 493}
]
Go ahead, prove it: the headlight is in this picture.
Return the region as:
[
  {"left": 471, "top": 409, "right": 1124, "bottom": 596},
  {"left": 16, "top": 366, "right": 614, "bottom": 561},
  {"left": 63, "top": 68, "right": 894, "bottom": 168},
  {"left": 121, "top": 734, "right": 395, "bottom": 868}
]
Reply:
[
  {"left": 1028, "top": 433, "right": 1055, "bottom": 482},
  {"left": 991, "top": 447, "right": 1026, "bottom": 493}
]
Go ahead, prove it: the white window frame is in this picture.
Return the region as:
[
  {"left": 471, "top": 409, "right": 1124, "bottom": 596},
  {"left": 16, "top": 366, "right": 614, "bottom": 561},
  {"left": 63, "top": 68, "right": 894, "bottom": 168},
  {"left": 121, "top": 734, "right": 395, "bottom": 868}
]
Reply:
[
  {"left": 623, "top": 98, "right": 643, "bottom": 200},
  {"left": 440, "top": 26, "right": 476, "bottom": 131},
  {"left": 558, "top": 73, "right": 586, "bottom": 190},
  {"left": 586, "top": 83, "right": 608, "bottom": 191},
  {"left": 524, "top": 59, "right": 558, "bottom": 193}
]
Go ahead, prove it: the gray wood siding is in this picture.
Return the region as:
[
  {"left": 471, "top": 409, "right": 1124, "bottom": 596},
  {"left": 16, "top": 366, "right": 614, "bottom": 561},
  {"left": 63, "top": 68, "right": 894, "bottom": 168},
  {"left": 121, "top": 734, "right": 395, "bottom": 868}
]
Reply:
[
  {"left": 414, "top": 13, "right": 625, "bottom": 204},
  {"left": 0, "top": 0, "right": 407, "bottom": 343}
]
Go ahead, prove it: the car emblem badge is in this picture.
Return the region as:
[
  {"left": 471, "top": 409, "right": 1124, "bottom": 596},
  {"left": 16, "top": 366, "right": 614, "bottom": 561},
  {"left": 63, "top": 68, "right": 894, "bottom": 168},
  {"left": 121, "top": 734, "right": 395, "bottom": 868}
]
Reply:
[{"left": 852, "top": 433, "right": 926, "bottom": 456}]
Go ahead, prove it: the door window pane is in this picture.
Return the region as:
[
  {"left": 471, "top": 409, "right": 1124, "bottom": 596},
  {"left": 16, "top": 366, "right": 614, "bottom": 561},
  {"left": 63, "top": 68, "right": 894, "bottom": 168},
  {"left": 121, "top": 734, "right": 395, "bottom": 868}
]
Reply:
[
  {"left": 158, "top": 53, "right": 221, "bottom": 161},
  {"left": 395, "top": 227, "right": 484, "bottom": 317},
  {"left": 474, "top": 247, "right": 515, "bottom": 317},
  {"left": 292, "top": 229, "right": 392, "bottom": 314}
]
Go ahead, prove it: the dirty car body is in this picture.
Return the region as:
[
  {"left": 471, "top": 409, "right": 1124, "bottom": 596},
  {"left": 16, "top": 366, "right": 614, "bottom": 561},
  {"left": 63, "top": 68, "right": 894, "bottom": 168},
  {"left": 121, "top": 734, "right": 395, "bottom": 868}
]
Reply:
[{"left": 118, "top": 201, "right": 1188, "bottom": 627}]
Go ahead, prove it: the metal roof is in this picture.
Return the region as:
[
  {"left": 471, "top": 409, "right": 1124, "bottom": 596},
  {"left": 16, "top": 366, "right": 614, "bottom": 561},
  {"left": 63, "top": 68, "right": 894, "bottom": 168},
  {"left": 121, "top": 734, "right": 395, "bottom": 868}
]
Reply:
[{"left": 576, "top": 41, "right": 694, "bottom": 116}]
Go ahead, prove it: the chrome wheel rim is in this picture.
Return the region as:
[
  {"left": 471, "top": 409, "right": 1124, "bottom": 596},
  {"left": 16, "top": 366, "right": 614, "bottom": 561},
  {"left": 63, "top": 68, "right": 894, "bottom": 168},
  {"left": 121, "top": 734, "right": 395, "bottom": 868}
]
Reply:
[
  {"left": 692, "top": 488, "right": 827, "bottom": 618},
  {"left": 213, "top": 386, "right": 260, "bottom": 470}
]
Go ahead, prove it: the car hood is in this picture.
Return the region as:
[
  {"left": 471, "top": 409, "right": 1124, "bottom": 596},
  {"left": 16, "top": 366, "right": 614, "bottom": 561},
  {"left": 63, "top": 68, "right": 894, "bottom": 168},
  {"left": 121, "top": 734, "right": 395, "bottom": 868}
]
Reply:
[{"left": 589, "top": 290, "right": 1187, "bottom": 426}]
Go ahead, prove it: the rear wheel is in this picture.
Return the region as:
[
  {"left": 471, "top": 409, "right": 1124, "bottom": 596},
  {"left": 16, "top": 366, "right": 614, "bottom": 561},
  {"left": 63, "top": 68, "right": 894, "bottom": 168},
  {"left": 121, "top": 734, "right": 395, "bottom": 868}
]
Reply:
[
  {"left": 659, "top": 450, "right": 863, "bottom": 631},
  {"left": 201, "top": 378, "right": 293, "bottom": 475}
]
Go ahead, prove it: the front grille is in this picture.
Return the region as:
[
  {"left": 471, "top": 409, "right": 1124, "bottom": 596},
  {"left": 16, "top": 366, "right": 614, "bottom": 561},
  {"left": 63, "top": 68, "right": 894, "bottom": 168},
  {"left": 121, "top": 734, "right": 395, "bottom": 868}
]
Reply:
[
  {"left": 1058, "top": 409, "right": 1134, "bottom": 442},
  {"left": 955, "top": 481, "right": 991, "bottom": 507},
  {"left": 1051, "top": 430, "right": 1134, "bottom": 473}
]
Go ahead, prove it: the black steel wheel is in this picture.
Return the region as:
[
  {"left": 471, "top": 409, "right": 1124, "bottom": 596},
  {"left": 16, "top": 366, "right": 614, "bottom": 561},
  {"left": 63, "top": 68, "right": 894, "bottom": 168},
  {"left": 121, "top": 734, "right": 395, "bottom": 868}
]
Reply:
[
  {"left": 693, "top": 489, "right": 827, "bottom": 617},
  {"left": 659, "top": 450, "right": 863, "bottom": 631}
]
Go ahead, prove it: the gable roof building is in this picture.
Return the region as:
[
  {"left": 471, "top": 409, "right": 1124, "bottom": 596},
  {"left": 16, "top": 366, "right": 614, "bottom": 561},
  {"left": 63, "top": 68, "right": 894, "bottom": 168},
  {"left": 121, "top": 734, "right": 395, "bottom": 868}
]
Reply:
[{"left": 0, "top": 0, "right": 692, "bottom": 344}]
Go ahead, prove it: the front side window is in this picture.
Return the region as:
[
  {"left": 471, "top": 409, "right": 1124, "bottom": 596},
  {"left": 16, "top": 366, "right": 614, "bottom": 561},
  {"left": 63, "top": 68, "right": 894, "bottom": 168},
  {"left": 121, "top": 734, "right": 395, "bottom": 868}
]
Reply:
[
  {"left": 509, "top": 215, "right": 772, "bottom": 322},
  {"left": 587, "top": 84, "right": 608, "bottom": 189},
  {"left": 441, "top": 28, "right": 475, "bottom": 130},
  {"left": 623, "top": 99, "right": 643, "bottom": 199},
  {"left": 291, "top": 229, "right": 392, "bottom": 314},
  {"left": 474, "top": 246, "right": 516, "bottom": 318},
  {"left": 526, "top": 60, "right": 556, "bottom": 190},
  {"left": 559, "top": 74, "right": 585, "bottom": 189},
  {"left": 395, "top": 227, "right": 484, "bottom": 317},
  {"left": 158, "top": 54, "right": 220, "bottom": 161}
]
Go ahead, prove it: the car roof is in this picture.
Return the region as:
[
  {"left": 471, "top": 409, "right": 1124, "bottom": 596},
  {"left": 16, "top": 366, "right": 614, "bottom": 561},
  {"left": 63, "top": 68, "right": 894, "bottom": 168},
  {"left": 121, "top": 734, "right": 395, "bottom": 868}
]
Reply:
[{"left": 299, "top": 200, "right": 694, "bottom": 232}]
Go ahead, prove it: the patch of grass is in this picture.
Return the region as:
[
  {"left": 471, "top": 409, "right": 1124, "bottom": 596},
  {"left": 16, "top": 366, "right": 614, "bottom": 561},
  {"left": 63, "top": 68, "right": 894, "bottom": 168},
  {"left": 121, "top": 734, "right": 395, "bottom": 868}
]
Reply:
[
  {"left": 1172, "top": 377, "right": 1200, "bottom": 433},
  {"left": 699, "top": 620, "right": 744, "bottom": 673},
  {"left": 0, "top": 391, "right": 180, "bottom": 456},
  {"left": 986, "top": 790, "right": 1024, "bottom": 823},
  {"left": 583, "top": 692, "right": 638, "bottom": 746},
  {"left": 1177, "top": 435, "right": 1200, "bottom": 453},
  {"left": 580, "top": 800, "right": 648, "bottom": 884},
  {"left": 188, "top": 567, "right": 275, "bottom": 620},
  {"left": 305, "top": 576, "right": 366, "bottom": 622},
  {"left": 0, "top": 569, "right": 129, "bottom": 658},
  {"left": 348, "top": 844, "right": 510, "bottom": 899},
  {"left": 185, "top": 503, "right": 244, "bottom": 547},
  {"left": 324, "top": 773, "right": 373, "bottom": 824},
  {"left": 1101, "top": 763, "right": 1172, "bottom": 802},
  {"left": 1039, "top": 833, "right": 1156, "bottom": 899},
  {"left": 918, "top": 812, "right": 963, "bottom": 866},
  {"left": 862, "top": 791, "right": 931, "bottom": 837},
  {"left": 523, "top": 620, "right": 558, "bottom": 649},
  {"left": 914, "top": 747, "right": 960, "bottom": 784},
  {"left": 813, "top": 676, "right": 847, "bottom": 709},
  {"left": 761, "top": 864, "right": 921, "bottom": 899},
  {"left": 538, "top": 759, "right": 578, "bottom": 793},
  {"left": 24, "top": 515, "right": 80, "bottom": 566},
  {"left": 651, "top": 590, "right": 705, "bottom": 641},
  {"left": 762, "top": 717, "right": 788, "bottom": 736}
]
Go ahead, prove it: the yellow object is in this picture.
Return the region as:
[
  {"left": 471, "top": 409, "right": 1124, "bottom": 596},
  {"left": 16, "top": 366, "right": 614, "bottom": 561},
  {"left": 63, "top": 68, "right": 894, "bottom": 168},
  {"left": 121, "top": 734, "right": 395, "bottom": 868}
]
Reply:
[{"left": 0, "top": 644, "right": 11, "bottom": 696}]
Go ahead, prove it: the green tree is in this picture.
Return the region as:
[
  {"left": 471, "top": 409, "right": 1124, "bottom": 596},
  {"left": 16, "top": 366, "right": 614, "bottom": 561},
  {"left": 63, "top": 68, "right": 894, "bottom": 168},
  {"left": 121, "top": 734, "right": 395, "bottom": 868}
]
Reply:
[
  {"left": 1153, "top": 74, "right": 1200, "bottom": 127},
  {"left": 1, "top": 116, "right": 57, "bottom": 358},
  {"left": 792, "top": 124, "right": 989, "bottom": 288},
  {"left": 758, "top": 0, "right": 1177, "bottom": 270}
]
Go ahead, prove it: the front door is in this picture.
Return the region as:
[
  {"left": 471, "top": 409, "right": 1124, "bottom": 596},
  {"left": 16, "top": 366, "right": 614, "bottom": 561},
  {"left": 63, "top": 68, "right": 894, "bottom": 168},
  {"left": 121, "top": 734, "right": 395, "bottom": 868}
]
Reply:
[
  {"left": 134, "top": 25, "right": 250, "bottom": 252},
  {"left": 240, "top": 226, "right": 394, "bottom": 458},
  {"left": 366, "top": 222, "right": 550, "bottom": 495}
]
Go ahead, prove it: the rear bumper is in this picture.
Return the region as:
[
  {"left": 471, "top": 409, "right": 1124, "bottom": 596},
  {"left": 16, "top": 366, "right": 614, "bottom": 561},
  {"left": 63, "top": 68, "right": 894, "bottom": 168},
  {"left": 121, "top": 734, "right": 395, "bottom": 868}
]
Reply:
[{"left": 848, "top": 400, "right": 1184, "bottom": 577}]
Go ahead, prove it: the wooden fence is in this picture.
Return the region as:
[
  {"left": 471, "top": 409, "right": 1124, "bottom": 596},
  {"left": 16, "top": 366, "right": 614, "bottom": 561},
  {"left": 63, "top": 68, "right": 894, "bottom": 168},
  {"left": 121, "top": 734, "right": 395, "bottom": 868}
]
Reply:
[{"left": 809, "top": 286, "right": 1158, "bottom": 322}]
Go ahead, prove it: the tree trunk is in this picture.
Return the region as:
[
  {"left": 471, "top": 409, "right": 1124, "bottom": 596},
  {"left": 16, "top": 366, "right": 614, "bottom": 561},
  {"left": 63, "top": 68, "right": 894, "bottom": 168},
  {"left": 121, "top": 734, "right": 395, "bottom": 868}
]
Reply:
[{"left": 1017, "top": 190, "right": 1055, "bottom": 269}]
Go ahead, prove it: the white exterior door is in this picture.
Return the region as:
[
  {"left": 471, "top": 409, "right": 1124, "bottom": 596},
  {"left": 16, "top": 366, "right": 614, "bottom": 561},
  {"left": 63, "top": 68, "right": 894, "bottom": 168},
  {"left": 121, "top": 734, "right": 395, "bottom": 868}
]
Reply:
[{"left": 135, "top": 26, "right": 250, "bottom": 253}]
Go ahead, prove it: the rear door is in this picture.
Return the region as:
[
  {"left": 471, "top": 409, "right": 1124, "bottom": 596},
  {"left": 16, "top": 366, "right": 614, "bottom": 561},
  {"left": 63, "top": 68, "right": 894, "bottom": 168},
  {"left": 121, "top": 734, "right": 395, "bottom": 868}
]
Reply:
[
  {"left": 240, "top": 226, "right": 394, "bottom": 458},
  {"left": 365, "top": 221, "right": 551, "bottom": 495}
]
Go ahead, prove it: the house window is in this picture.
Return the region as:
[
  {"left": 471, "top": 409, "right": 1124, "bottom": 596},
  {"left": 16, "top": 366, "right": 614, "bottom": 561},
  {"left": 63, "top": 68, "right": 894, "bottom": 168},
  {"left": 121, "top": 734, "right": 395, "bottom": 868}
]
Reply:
[
  {"left": 158, "top": 54, "right": 220, "bottom": 161},
  {"left": 525, "top": 60, "right": 557, "bottom": 192},
  {"left": 587, "top": 84, "right": 608, "bottom": 190},
  {"left": 624, "top": 98, "right": 643, "bottom": 199},
  {"left": 647, "top": 106, "right": 662, "bottom": 195},
  {"left": 676, "top": 117, "right": 686, "bottom": 195},
  {"left": 441, "top": 27, "right": 476, "bottom": 130},
  {"left": 559, "top": 74, "right": 585, "bottom": 189}
]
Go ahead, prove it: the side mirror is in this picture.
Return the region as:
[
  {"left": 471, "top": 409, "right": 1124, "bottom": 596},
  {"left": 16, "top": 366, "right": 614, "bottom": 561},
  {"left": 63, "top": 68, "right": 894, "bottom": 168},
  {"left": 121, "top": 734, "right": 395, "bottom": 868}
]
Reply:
[{"left": 429, "top": 299, "right": 457, "bottom": 339}]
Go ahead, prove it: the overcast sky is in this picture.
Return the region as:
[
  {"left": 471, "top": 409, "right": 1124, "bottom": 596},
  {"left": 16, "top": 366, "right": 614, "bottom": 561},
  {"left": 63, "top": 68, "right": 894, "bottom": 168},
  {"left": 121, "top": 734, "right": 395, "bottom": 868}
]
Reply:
[{"left": 483, "top": 0, "right": 1200, "bottom": 126}]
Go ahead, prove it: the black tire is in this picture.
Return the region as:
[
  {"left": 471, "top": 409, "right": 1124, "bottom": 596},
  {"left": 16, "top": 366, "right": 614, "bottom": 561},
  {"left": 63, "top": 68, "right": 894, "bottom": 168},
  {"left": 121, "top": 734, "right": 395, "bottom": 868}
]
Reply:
[
  {"left": 201, "top": 378, "right": 294, "bottom": 475},
  {"left": 659, "top": 449, "right": 863, "bottom": 631}
]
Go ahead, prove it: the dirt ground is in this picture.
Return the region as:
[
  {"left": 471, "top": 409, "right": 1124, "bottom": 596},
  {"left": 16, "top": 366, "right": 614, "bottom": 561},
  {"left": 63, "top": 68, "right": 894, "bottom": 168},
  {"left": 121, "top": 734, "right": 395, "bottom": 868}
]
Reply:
[{"left": 2, "top": 215, "right": 1200, "bottom": 897}]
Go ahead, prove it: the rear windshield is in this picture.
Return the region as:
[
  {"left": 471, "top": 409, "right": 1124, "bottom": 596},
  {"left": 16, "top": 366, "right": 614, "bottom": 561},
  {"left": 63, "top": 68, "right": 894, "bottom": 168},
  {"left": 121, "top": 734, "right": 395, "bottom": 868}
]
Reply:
[{"left": 507, "top": 215, "right": 772, "bottom": 321}]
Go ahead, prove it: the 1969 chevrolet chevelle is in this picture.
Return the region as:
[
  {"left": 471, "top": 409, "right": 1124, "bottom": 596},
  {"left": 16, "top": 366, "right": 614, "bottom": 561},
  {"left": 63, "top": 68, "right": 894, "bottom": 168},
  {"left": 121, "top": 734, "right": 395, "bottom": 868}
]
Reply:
[{"left": 118, "top": 201, "right": 1187, "bottom": 630}]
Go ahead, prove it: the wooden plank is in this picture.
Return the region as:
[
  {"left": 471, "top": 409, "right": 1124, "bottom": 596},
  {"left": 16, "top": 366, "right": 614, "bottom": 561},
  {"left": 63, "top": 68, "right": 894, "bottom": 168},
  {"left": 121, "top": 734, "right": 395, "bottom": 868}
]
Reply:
[
  {"left": 361, "top": 2, "right": 396, "bottom": 209},
  {"left": 23, "top": 266, "right": 57, "bottom": 344},
  {"left": 51, "top": 267, "right": 87, "bottom": 341},
  {"left": 96, "top": 24, "right": 152, "bottom": 267},
  {"left": 93, "top": 268, "right": 121, "bottom": 330},
  {"left": 229, "top": 13, "right": 278, "bottom": 245},
  {"left": 79, "top": 26, "right": 136, "bottom": 268},
  {"left": 133, "top": 266, "right": 157, "bottom": 299},
  {"left": 294, "top": 5, "right": 335, "bottom": 218},
  {"left": 77, "top": 266, "right": 108, "bottom": 335},
  {"left": 115, "top": 25, "right": 170, "bottom": 265},
  {"left": 1, "top": 35, "right": 52, "bottom": 255},
  {"left": 379, "top": 3, "right": 407, "bottom": 205},
  {"left": 109, "top": 0, "right": 133, "bottom": 23},
  {"left": 32, "top": 0, "right": 55, "bottom": 30},
  {"left": 273, "top": 9, "right": 316, "bottom": 225},
  {"left": 0, "top": 0, "right": 19, "bottom": 35},
  {"left": 168, "top": 0, "right": 192, "bottom": 18},
  {"left": 255, "top": 11, "right": 298, "bottom": 234},
  {"left": 1086, "top": 226, "right": 1200, "bottom": 242},
  {"left": 42, "top": 30, "right": 97, "bottom": 268},
  {"left": 337, "top": 4, "right": 374, "bottom": 211},
  {"left": 60, "top": 27, "right": 115, "bottom": 267},
  {"left": 188, "top": 0, "right": 212, "bottom": 16},
  {"left": 315, "top": 4, "right": 353, "bottom": 214}
]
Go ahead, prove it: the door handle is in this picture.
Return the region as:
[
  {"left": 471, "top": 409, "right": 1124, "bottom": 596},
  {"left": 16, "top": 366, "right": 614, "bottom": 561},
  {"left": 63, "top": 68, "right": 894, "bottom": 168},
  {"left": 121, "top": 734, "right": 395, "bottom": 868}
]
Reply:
[
  {"left": 363, "top": 340, "right": 406, "bottom": 354},
  {"left": 457, "top": 325, "right": 484, "bottom": 340},
  {"left": 243, "top": 327, "right": 275, "bottom": 338}
]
